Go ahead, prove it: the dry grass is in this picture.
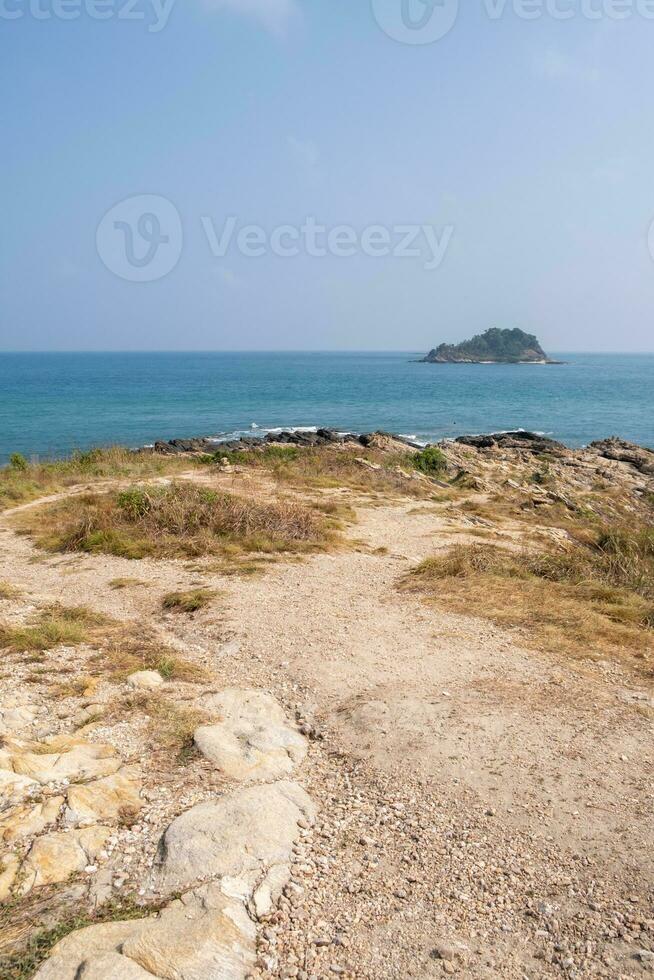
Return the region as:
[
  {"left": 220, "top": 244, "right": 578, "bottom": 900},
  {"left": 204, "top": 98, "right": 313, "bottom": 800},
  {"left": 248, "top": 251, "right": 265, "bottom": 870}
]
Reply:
[
  {"left": 405, "top": 526, "right": 654, "bottom": 675},
  {"left": 108, "top": 577, "right": 147, "bottom": 590},
  {"left": 121, "top": 692, "right": 208, "bottom": 760},
  {"left": 0, "top": 605, "right": 108, "bottom": 653},
  {"left": 161, "top": 588, "right": 217, "bottom": 613},
  {"left": 51, "top": 673, "right": 98, "bottom": 699},
  {"left": 19, "top": 482, "right": 333, "bottom": 560},
  {"left": 0, "top": 582, "right": 19, "bottom": 600},
  {"left": 219, "top": 445, "right": 440, "bottom": 499},
  {"left": 0, "top": 446, "right": 201, "bottom": 513},
  {"left": 0, "top": 601, "right": 205, "bottom": 686},
  {"left": 89, "top": 626, "right": 208, "bottom": 684}
]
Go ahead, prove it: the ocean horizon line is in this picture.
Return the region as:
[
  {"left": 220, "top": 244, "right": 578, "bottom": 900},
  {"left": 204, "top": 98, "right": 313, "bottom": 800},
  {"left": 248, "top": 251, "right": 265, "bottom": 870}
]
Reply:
[{"left": 1, "top": 349, "right": 654, "bottom": 356}]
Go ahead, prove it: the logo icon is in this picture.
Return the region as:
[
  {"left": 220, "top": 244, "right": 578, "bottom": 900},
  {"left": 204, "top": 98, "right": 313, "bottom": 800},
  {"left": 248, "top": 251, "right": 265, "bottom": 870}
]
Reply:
[
  {"left": 96, "top": 194, "right": 182, "bottom": 282},
  {"left": 371, "top": 0, "right": 459, "bottom": 44}
]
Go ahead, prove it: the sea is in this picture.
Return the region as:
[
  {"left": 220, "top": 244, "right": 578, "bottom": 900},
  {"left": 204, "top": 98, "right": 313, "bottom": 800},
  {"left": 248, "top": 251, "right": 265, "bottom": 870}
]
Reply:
[{"left": 0, "top": 351, "right": 652, "bottom": 465}]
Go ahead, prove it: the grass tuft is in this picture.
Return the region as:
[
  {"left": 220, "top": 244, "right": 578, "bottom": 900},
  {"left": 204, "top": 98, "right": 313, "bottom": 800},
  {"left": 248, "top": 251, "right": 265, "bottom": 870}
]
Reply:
[
  {"left": 0, "top": 446, "right": 203, "bottom": 513},
  {"left": 0, "top": 605, "right": 106, "bottom": 653},
  {"left": 161, "top": 588, "right": 216, "bottom": 614},
  {"left": 108, "top": 577, "right": 147, "bottom": 590}
]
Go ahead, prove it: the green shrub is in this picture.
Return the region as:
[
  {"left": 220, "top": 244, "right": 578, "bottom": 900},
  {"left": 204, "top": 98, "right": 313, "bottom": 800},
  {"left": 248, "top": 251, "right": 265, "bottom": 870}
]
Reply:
[
  {"left": 117, "top": 488, "right": 152, "bottom": 520},
  {"left": 413, "top": 447, "right": 447, "bottom": 476},
  {"left": 9, "top": 453, "right": 28, "bottom": 472}
]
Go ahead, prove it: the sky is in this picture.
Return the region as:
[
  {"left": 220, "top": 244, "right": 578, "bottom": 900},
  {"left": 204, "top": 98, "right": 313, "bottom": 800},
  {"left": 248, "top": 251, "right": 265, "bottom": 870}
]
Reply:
[{"left": 1, "top": 0, "right": 654, "bottom": 352}]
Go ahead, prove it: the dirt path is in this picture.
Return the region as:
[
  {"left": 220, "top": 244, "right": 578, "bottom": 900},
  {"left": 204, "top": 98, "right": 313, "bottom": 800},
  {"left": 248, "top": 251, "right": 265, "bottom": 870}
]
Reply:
[{"left": 1, "top": 479, "right": 652, "bottom": 978}]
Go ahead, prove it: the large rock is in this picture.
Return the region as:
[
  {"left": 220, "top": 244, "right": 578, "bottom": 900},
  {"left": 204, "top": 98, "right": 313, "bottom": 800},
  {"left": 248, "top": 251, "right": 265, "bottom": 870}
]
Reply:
[
  {"left": 20, "top": 826, "right": 110, "bottom": 893},
  {"left": 156, "top": 780, "right": 316, "bottom": 899},
  {"left": 590, "top": 437, "right": 654, "bottom": 476},
  {"left": 194, "top": 689, "right": 307, "bottom": 783},
  {"left": 33, "top": 885, "right": 256, "bottom": 980},
  {"left": 123, "top": 886, "right": 256, "bottom": 979},
  {"left": 0, "top": 795, "right": 63, "bottom": 843},
  {"left": 456, "top": 431, "right": 566, "bottom": 454},
  {"left": 65, "top": 768, "right": 142, "bottom": 826},
  {"left": 10, "top": 741, "right": 121, "bottom": 785},
  {"left": 32, "top": 921, "right": 149, "bottom": 980}
]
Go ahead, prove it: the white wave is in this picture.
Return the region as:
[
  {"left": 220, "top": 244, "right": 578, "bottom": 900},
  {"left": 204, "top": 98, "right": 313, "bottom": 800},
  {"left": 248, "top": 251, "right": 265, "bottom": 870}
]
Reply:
[{"left": 263, "top": 425, "right": 319, "bottom": 436}]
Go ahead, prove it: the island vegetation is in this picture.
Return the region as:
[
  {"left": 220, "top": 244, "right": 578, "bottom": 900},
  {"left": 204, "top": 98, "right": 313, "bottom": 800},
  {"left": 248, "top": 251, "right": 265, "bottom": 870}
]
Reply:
[{"left": 421, "top": 327, "right": 559, "bottom": 363}]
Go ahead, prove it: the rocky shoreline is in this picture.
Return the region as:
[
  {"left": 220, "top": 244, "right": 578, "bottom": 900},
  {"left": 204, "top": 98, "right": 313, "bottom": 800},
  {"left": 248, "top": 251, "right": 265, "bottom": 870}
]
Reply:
[
  {"left": 147, "top": 428, "right": 654, "bottom": 473},
  {"left": 148, "top": 428, "right": 426, "bottom": 456}
]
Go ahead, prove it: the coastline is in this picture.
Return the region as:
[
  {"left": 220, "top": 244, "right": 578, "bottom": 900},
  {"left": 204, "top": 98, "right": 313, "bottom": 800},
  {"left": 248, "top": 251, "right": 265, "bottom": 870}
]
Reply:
[{"left": 1, "top": 351, "right": 652, "bottom": 462}]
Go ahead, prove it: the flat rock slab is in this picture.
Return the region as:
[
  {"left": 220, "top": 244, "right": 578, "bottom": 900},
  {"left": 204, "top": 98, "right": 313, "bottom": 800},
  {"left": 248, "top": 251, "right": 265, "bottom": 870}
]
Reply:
[
  {"left": 66, "top": 768, "right": 142, "bottom": 826},
  {"left": 194, "top": 688, "right": 307, "bottom": 782},
  {"left": 156, "top": 780, "right": 316, "bottom": 897},
  {"left": 10, "top": 741, "right": 121, "bottom": 785},
  {"left": 33, "top": 884, "right": 256, "bottom": 980},
  {"left": 20, "top": 825, "right": 110, "bottom": 893},
  {"left": 0, "top": 795, "right": 64, "bottom": 843}
]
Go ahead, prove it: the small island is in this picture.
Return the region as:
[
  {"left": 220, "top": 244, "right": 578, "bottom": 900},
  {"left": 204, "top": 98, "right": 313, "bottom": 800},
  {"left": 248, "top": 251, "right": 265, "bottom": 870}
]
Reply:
[{"left": 420, "top": 327, "right": 561, "bottom": 364}]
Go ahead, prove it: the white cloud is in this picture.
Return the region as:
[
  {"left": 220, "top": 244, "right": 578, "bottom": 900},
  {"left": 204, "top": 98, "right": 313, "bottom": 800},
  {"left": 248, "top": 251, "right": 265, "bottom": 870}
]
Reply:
[{"left": 204, "top": 0, "right": 299, "bottom": 36}]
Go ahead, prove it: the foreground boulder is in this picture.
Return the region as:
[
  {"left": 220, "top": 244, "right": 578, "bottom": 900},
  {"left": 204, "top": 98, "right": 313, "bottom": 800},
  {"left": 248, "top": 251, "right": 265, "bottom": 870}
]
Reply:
[
  {"left": 33, "top": 884, "right": 256, "bottom": 980},
  {"left": 156, "top": 780, "right": 316, "bottom": 902}
]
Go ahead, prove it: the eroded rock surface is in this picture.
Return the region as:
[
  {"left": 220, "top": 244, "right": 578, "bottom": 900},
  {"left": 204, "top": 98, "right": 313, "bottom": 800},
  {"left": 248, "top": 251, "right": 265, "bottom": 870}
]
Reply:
[
  {"left": 9, "top": 739, "right": 121, "bottom": 785},
  {"left": 65, "top": 768, "right": 142, "bottom": 826},
  {"left": 0, "top": 795, "right": 64, "bottom": 843},
  {"left": 20, "top": 825, "right": 110, "bottom": 893},
  {"left": 194, "top": 688, "right": 307, "bottom": 783},
  {"left": 32, "top": 885, "right": 256, "bottom": 980},
  {"left": 156, "top": 780, "right": 316, "bottom": 898}
]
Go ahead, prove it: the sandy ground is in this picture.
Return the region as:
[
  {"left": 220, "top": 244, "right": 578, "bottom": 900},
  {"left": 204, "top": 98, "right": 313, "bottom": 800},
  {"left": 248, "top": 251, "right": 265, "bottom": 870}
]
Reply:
[{"left": 1, "top": 473, "right": 652, "bottom": 978}]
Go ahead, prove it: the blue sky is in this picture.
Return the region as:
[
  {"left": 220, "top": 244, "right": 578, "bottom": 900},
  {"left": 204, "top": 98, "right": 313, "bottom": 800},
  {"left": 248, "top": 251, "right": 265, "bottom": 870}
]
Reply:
[{"left": 2, "top": 0, "right": 654, "bottom": 351}]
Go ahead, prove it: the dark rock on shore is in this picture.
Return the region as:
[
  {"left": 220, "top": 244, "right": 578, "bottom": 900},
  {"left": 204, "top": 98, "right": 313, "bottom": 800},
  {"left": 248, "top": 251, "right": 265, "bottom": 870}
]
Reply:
[
  {"left": 455, "top": 431, "right": 566, "bottom": 455},
  {"left": 150, "top": 429, "right": 424, "bottom": 456}
]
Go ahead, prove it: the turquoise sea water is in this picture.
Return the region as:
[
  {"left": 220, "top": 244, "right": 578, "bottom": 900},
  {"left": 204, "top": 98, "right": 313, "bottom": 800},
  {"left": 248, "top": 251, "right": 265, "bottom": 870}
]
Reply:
[{"left": 0, "top": 351, "right": 652, "bottom": 464}]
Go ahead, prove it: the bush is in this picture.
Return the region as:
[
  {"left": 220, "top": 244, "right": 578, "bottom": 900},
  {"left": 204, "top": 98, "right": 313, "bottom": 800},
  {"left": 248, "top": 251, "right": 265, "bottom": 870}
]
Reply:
[
  {"left": 9, "top": 453, "right": 28, "bottom": 472},
  {"left": 117, "top": 488, "right": 152, "bottom": 520},
  {"left": 413, "top": 447, "right": 447, "bottom": 477}
]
